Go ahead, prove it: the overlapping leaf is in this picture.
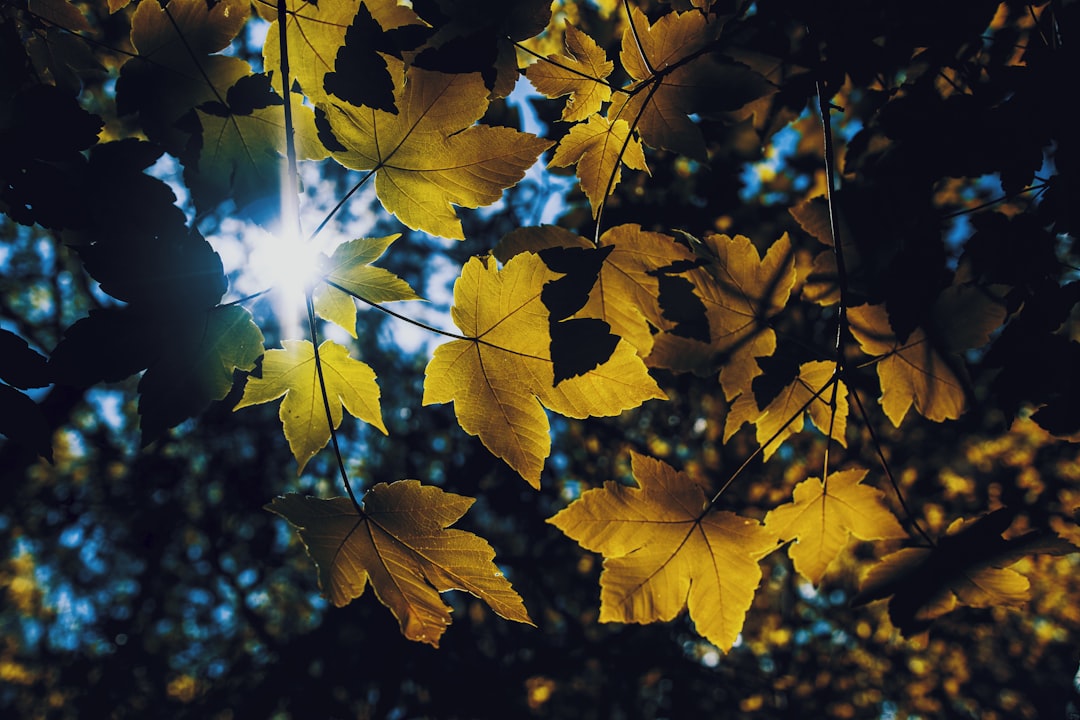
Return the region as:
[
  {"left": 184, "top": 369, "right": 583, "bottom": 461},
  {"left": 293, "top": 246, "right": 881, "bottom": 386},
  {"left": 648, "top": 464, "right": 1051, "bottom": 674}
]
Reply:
[
  {"left": 525, "top": 24, "right": 613, "bottom": 122},
  {"left": 549, "top": 453, "right": 778, "bottom": 651},
  {"left": 765, "top": 468, "right": 906, "bottom": 585},
  {"left": 853, "top": 509, "right": 1073, "bottom": 635},
  {"left": 423, "top": 253, "right": 666, "bottom": 487},
  {"left": 609, "top": 7, "right": 774, "bottom": 159},
  {"left": 548, "top": 115, "right": 648, "bottom": 218},
  {"left": 649, "top": 232, "right": 795, "bottom": 402},
  {"left": 494, "top": 224, "right": 695, "bottom": 356},
  {"left": 117, "top": 0, "right": 251, "bottom": 153},
  {"left": 849, "top": 284, "right": 1007, "bottom": 426},
  {"left": 312, "top": 235, "right": 420, "bottom": 338},
  {"left": 725, "top": 360, "right": 848, "bottom": 461},
  {"left": 267, "top": 481, "right": 533, "bottom": 648},
  {"left": 318, "top": 63, "right": 552, "bottom": 239},
  {"left": 263, "top": 0, "right": 427, "bottom": 110},
  {"left": 235, "top": 339, "right": 386, "bottom": 472}
]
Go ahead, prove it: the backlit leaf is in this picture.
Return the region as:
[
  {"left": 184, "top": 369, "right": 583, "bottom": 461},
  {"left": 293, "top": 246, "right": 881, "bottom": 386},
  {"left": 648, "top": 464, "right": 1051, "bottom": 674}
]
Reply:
[
  {"left": 313, "top": 235, "right": 420, "bottom": 338},
  {"left": 267, "top": 481, "right": 533, "bottom": 648},
  {"left": 235, "top": 339, "right": 387, "bottom": 472},
  {"left": 848, "top": 284, "right": 1007, "bottom": 426},
  {"left": 319, "top": 63, "right": 552, "bottom": 239},
  {"left": 764, "top": 468, "right": 906, "bottom": 585},
  {"left": 423, "top": 253, "right": 666, "bottom": 487},
  {"left": 853, "top": 509, "right": 1073, "bottom": 635},
  {"left": 548, "top": 114, "right": 648, "bottom": 218},
  {"left": 610, "top": 7, "right": 773, "bottom": 159},
  {"left": 549, "top": 452, "right": 778, "bottom": 651},
  {"left": 525, "top": 24, "right": 613, "bottom": 122},
  {"left": 649, "top": 232, "right": 795, "bottom": 402},
  {"left": 494, "top": 224, "right": 695, "bottom": 356},
  {"left": 263, "top": 0, "right": 426, "bottom": 110},
  {"left": 724, "top": 360, "right": 848, "bottom": 461}
]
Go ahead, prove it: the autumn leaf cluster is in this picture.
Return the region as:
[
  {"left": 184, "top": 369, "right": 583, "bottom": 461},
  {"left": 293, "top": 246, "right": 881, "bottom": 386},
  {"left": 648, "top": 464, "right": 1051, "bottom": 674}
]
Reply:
[{"left": 2, "top": 0, "right": 1079, "bottom": 678}]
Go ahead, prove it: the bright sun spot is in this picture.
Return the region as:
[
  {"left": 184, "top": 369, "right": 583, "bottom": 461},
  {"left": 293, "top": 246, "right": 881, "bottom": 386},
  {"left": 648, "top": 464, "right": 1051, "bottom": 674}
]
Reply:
[{"left": 246, "top": 226, "right": 325, "bottom": 339}]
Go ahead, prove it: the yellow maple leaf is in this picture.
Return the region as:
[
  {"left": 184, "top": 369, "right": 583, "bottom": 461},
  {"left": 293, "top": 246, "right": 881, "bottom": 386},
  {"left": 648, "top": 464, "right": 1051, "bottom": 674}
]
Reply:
[
  {"left": 494, "top": 224, "right": 695, "bottom": 356},
  {"left": 423, "top": 253, "right": 666, "bottom": 487},
  {"left": 267, "top": 481, "right": 533, "bottom": 647},
  {"left": 263, "top": 0, "right": 425, "bottom": 109},
  {"left": 548, "top": 114, "right": 649, "bottom": 218},
  {"left": 312, "top": 235, "right": 420, "bottom": 338},
  {"left": 724, "top": 360, "right": 848, "bottom": 461},
  {"left": 848, "top": 284, "right": 1007, "bottom": 426},
  {"left": 319, "top": 62, "right": 553, "bottom": 239},
  {"left": 525, "top": 24, "right": 613, "bottom": 122},
  {"left": 234, "top": 339, "right": 387, "bottom": 472},
  {"left": 649, "top": 232, "right": 795, "bottom": 402},
  {"left": 548, "top": 453, "right": 778, "bottom": 651},
  {"left": 764, "top": 468, "right": 907, "bottom": 585}
]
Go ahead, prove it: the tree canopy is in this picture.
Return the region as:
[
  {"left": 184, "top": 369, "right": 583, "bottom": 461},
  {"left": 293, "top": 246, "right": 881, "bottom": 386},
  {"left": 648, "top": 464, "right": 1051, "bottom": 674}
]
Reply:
[{"left": 2, "top": 0, "right": 1080, "bottom": 717}]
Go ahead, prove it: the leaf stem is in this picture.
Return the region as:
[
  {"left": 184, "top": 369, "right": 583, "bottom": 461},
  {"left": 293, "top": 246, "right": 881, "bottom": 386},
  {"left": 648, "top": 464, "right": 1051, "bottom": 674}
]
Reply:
[
  {"left": 305, "top": 295, "right": 362, "bottom": 512},
  {"left": 324, "top": 280, "right": 471, "bottom": 342}
]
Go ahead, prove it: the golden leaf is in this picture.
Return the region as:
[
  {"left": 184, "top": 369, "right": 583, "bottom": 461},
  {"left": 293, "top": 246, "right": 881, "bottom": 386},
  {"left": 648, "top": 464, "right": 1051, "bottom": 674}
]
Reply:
[
  {"left": 267, "top": 481, "right": 533, "bottom": 647},
  {"left": 549, "top": 452, "right": 778, "bottom": 651},
  {"left": 848, "top": 284, "right": 1006, "bottom": 426},
  {"left": 423, "top": 253, "right": 666, "bottom": 487},
  {"left": 234, "top": 339, "right": 386, "bottom": 472},
  {"left": 525, "top": 24, "right": 613, "bottom": 122},
  {"left": 724, "top": 360, "right": 848, "bottom": 461},
  {"left": 494, "top": 224, "right": 695, "bottom": 356},
  {"left": 764, "top": 468, "right": 906, "bottom": 585},
  {"left": 649, "top": 232, "right": 795, "bottom": 402},
  {"left": 548, "top": 114, "right": 649, "bottom": 218},
  {"left": 319, "top": 63, "right": 553, "bottom": 239}
]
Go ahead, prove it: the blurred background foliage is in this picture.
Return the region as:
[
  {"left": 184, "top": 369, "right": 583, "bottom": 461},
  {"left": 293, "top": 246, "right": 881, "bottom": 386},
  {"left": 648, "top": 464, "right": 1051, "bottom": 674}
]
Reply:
[{"left": 2, "top": 0, "right": 1080, "bottom": 718}]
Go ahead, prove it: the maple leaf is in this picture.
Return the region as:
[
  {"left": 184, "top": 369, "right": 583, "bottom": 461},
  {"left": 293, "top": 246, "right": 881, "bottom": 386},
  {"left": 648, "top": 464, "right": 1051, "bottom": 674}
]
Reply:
[
  {"left": 318, "top": 62, "right": 553, "bottom": 239},
  {"left": 117, "top": 0, "right": 251, "bottom": 153},
  {"left": 848, "top": 284, "right": 1007, "bottom": 426},
  {"left": 764, "top": 468, "right": 907, "bottom": 585},
  {"left": 609, "top": 7, "right": 774, "bottom": 159},
  {"left": 548, "top": 115, "right": 649, "bottom": 218},
  {"left": 188, "top": 74, "right": 328, "bottom": 214},
  {"left": 423, "top": 253, "right": 666, "bottom": 487},
  {"left": 312, "top": 235, "right": 420, "bottom": 338},
  {"left": 853, "top": 509, "right": 1074, "bottom": 636},
  {"left": 494, "top": 224, "right": 695, "bottom": 356},
  {"left": 724, "top": 360, "right": 848, "bottom": 461},
  {"left": 549, "top": 452, "right": 778, "bottom": 651},
  {"left": 234, "top": 339, "right": 387, "bottom": 472},
  {"left": 263, "top": 0, "right": 427, "bottom": 111},
  {"left": 525, "top": 24, "right": 613, "bottom": 122},
  {"left": 267, "top": 481, "right": 533, "bottom": 648},
  {"left": 648, "top": 233, "right": 795, "bottom": 402}
]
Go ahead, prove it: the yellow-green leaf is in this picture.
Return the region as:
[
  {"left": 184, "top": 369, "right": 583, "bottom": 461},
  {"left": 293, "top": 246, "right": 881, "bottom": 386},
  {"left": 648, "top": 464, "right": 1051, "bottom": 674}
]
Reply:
[
  {"left": 525, "top": 24, "right": 613, "bottom": 122},
  {"left": 234, "top": 339, "right": 386, "bottom": 472},
  {"left": 548, "top": 114, "right": 648, "bottom": 218},
  {"left": 267, "top": 481, "right": 533, "bottom": 648},
  {"left": 423, "top": 254, "right": 666, "bottom": 487},
  {"left": 764, "top": 468, "right": 906, "bottom": 585},
  {"left": 313, "top": 235, "right": 420, "bottom": 337},
  {"left": 320, "top": 63, "right": 553, "bottom": 239},
  {"left": 549, "top": 452, "right": 778, "bottom": 651}
]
